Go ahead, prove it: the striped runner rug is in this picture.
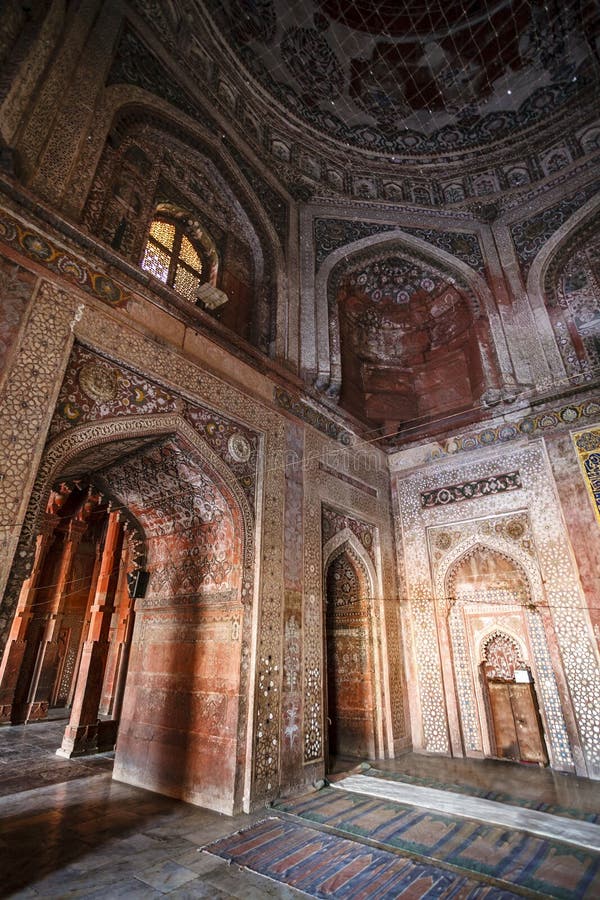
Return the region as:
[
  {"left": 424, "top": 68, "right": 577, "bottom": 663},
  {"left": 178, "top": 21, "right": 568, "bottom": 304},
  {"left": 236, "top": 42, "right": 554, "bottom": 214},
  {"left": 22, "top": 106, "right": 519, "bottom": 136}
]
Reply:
[
  {"left": 204, "top": 815, "right": 520, "bottom": 898},
  {"left": 272, "top": 787, "right": 600, "bottom": 898}
]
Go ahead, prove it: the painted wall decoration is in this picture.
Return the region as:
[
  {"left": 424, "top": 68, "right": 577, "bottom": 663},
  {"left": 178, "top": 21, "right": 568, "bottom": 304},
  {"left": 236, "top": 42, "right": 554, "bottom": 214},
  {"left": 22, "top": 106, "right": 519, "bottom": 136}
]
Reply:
[
  {"left": 510, "top": 182, "right": 599, "bottom": 275},
  {"left": 421, "top": 472, "right": 521, "bottom": 508},
  {"left": 389, "top": 397, "right": 600, "bottom": 458},
  {"left": 314, "top": 218, "right": 484, "bottom": 272},
  {"left": 573, "top": 426, "right": 600, "bottom": 524},
  {"left": 0, "top": 210, "right": 131, "bottom": 308},
  {"left": 274, "top": 387, "right": 351, "bottom": 445}
]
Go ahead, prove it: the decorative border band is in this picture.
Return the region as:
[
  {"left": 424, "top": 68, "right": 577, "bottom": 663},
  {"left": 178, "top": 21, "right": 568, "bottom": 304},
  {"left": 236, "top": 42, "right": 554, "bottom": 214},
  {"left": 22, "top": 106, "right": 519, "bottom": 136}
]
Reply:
[{"left": 421, "top": 471, "right": 521, "bottom": 508}]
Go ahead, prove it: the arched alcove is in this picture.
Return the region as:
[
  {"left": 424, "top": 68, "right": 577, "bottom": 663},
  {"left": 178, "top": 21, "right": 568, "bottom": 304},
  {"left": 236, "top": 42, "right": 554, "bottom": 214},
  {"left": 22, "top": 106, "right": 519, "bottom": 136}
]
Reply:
[
  {"left": 330, "top": 244, "right": 498, "bottom": 434},
  {"left": 543, "top": 214, "right": 600, "bottom": 383},
  {"left": 81, "top": 106, "right": 279, "bottom": 353},
  {"left": 436, "top": 539, "right": 571, "bottom": 770},
  {"left": 0, "top": 414, "right": 256, "bottom": 815},
  {"left": 323, "top": 541, "right": 376, "bottom": 767},
  {"left": 525, "top": 193, "right": 600, "bottom": 386},
  {"left": 447, "top": 544, "right": 530, "bottom": 601}
]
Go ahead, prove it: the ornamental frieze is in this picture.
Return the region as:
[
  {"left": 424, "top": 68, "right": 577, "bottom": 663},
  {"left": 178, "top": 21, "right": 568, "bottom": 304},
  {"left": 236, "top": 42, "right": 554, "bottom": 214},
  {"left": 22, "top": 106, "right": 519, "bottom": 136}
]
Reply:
[
  {"left": 274, "top": 387, "right": 351, "bottom": 445},
  {"left": 421, "top": 472, "right": 522, "bottom": 508},
  {"left": 0, "top": 210, "right": 131, "bottom": 308}
]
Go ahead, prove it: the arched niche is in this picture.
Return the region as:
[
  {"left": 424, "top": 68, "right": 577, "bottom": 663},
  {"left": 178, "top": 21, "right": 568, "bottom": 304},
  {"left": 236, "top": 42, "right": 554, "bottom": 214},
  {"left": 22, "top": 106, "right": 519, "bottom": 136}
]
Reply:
[
  {"left": 434, "top": 538, "right": 574, "bottom": 772},
  {"left": 543, "top": 213, "right": 600, "bottom": 383},
  {"left": 322, "top": 541, "right": 377, "bottom": 765},
  {"left": 325, "top": 241, "right": 501, "bottom": 434},
  {"left": 447, "top": 543, "right": 531, "bottom": 601},
  {"left": 79, "top": 101, "right": 284, "bottom": 355},
  {"left": 526, "top": 192, "right": 600, "bottom": 386},
  {"left": 1, "top": 413, "right": 256, "bottom": 815}
]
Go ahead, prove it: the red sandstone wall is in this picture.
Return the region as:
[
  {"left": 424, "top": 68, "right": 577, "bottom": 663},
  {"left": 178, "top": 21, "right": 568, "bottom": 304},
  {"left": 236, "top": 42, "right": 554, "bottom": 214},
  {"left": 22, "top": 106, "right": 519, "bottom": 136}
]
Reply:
[{"left": 115, "top": 605, "right": 242, "bottom": 812}]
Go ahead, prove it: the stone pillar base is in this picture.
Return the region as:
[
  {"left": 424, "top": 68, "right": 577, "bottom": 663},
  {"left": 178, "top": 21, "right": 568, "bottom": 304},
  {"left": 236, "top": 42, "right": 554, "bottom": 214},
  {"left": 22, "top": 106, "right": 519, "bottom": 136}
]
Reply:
[
  {"left": 57, "top": 719, "right": 118, "bottom": 758},
  {"left": 9, "top": 699, "right": 49, "bottom": 724}
]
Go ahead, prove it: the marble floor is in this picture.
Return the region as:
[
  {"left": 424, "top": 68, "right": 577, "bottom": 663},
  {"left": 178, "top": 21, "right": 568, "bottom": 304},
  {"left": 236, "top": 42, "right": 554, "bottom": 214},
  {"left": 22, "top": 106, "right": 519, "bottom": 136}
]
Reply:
[
  {"left": 371, "top": 752, "right": 600, "bottom": 817},
  {"left": 0, "top": 720, "right": 304, "bottom": 899},
  {"left": 2, "top": 721, "right": 600, "bottom": 898}
]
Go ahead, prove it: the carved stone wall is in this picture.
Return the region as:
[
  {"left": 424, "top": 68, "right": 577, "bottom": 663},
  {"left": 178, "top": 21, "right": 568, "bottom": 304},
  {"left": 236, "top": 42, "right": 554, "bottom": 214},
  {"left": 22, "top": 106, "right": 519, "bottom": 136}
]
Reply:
[
  {"left": 391, "top": 437, "right": 600, "bottom": 778},
  {"left": 303, "top": 431, "right": 407, "bottom": 773},
  {"left": 0, "top": 237, "right": 290, "bottom": 811}
]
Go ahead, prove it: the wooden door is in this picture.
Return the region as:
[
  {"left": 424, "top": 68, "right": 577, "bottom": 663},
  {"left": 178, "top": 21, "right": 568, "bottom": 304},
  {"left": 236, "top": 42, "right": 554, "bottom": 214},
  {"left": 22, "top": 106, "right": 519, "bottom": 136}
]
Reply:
[
  {"left": 488, "top": 680, "right": 548, "bottom": 764},
  {"left": 509, "top": 683, "right": 548, "bottom": 764}
]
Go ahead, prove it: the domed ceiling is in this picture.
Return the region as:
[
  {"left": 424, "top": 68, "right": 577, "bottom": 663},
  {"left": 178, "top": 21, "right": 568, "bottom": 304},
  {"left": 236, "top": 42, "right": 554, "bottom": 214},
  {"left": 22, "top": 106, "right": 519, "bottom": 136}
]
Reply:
[{"left": 206, "top": 0, "right": 599, "bottom": 154}]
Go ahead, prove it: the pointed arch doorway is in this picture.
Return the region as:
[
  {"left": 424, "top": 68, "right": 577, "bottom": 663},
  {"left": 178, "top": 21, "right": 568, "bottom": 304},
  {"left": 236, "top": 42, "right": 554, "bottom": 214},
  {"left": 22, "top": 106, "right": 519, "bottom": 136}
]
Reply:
[
  {"left": 0, "top": 413, "right": 256, "bottom": 814},
  {"left": 443, "top": 543, "right": 551, "bottom": 767},
  {"left": 324, "top": 545, "right": 376, "bottom": 770}
]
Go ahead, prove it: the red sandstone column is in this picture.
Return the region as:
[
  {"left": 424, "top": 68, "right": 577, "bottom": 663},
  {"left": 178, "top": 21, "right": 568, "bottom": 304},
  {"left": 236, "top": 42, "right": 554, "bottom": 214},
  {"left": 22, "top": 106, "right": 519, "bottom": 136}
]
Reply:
[
  {"left": 0, "top": 518, "right": 57, "bottom": 721},
  {"left": 24, "top": 519, "right": 88, "bottom": 721},
  {"left": 109, "top": 592, "right": 135, "bottom": 725},
  {"left": 58, "top": 511, "right": 123, "bottom": 758},
  {"left": 66, "top": 537, "right": 104, "bottom": 708},
  {"left": 99, "top": 537, "right": 131, "bottom": 717}
]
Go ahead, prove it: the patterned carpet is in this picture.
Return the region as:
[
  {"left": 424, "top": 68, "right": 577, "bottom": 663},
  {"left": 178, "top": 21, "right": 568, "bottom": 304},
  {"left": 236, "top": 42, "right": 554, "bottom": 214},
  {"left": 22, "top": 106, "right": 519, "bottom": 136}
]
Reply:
[
  {"left": 204, "top": 816, "right": 520, "bottom": 898},
  {"left": 271, "top": 787, "right": 600, "bottom": 898},
  {"left": 364, "top": 766, "right": 600, "bottom": 824}
]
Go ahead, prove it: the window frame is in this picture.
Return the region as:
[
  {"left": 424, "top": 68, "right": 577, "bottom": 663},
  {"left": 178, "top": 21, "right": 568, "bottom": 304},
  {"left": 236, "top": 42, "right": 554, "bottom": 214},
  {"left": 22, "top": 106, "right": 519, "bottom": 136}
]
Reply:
[{"left": 142, "top": 216, "right": 207, "bottom": 300}]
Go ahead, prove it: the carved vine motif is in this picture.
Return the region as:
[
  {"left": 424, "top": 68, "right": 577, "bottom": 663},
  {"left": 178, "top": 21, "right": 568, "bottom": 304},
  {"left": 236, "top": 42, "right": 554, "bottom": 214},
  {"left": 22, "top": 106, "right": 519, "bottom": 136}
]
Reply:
[
  {"left": 482, "top": 631, "right": 526, "bottom": 681},
  {"left": 421, "top": 472, "right": 522, "bottom": 508}
]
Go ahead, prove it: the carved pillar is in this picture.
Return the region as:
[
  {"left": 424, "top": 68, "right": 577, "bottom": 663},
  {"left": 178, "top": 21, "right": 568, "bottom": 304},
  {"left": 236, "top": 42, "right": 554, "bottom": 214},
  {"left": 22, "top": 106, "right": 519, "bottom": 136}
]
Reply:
[
  {"left": 66, "top": 534, "right": 104, "bottom": 707},
  {"left": 27, "top": 518, "right": 88, "bottom": 720},
  {"left": 58, "top": 510, "right": 123, "bottom": 757},
  {"left": 0, "top": 517, "right": 56, "bottom": 722},
  {"left": 472, "top": 317, "right": 502, "bottom": 405},
  {"left": 98, "top": 536, "right": 131, "bottom": 717}
]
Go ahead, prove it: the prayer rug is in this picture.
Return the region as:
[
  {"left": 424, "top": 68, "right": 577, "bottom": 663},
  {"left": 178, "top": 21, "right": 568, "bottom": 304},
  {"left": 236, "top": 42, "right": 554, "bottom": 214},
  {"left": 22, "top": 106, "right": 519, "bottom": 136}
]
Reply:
[
  {"left": 203, "top": 815, "right": 519, "bottom": 898},
  {"left": 273, "top": 788, "right": 600, "bottom": 898}
]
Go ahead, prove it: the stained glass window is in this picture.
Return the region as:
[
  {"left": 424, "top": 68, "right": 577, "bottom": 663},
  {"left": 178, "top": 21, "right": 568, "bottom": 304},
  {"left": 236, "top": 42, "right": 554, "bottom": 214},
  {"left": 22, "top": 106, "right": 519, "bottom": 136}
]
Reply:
[{"left": 141, "top": 217, "right": 204, "bottom": 301}]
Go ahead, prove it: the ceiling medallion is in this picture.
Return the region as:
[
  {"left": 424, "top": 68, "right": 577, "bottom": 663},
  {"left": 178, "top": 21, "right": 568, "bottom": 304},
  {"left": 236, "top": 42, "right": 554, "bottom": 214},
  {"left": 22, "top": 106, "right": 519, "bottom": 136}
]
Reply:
[
  {"left": 228, "top": 432, "right": 252, "bottom": 462},
  {"left": 78, "top": 362, "right": 118, "bottom": 403}
]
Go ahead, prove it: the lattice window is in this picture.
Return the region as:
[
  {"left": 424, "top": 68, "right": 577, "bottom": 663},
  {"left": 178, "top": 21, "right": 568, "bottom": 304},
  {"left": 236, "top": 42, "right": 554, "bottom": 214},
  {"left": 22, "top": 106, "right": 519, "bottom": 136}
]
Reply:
[{"left": 141, "top": 218, "right": 206, "bottom": 302}]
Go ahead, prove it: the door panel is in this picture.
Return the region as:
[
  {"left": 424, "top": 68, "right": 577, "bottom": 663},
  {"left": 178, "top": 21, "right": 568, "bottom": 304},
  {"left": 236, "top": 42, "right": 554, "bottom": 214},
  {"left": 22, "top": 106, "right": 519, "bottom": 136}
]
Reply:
[
  {"left": 487, "top": 680, "right": 548, "bottom": 765},
  {"left": 509, "top": 683, "right": 548, "bottom": 765},
  {"left": 488, "top": 682, "right": 519, "bottom": 759}
]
